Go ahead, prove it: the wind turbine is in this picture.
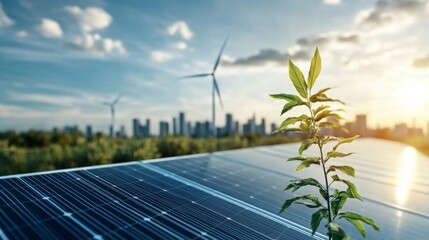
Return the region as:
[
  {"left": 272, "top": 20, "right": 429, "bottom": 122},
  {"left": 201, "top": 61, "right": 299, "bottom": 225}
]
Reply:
[
  {"left": 181, "top": 37, "right": 228, "bottom": 137},
  {"left": 101, "top": 93, "right": 123, "bottom": 137}
]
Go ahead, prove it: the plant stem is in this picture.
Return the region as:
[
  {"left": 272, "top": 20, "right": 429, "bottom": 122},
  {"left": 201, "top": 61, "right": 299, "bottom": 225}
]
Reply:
[{"left": 318, "top": 141, "right": 332, "bottom": 240}]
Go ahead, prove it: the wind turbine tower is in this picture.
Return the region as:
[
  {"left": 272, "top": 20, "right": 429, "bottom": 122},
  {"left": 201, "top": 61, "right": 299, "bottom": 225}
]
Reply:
[
  {"left": 181, "top": 38, "right": 228, "bottom": 137},
  {"left": 102, "top": 93, "right": 123, "bottom": 137}
]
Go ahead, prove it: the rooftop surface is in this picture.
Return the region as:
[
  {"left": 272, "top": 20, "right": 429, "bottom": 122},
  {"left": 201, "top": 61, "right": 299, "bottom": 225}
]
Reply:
[{"left": 0, "top": 138, "right": 428, "bottom": 239}]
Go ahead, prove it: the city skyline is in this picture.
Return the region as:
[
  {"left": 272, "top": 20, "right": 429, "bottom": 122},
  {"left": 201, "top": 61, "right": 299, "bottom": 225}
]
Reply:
[
  {"left": 2, "top": 1, "right": 429, "bottom": 132},
  {"left": 42, "top": 111, "right": 429, "bottom": 139}
]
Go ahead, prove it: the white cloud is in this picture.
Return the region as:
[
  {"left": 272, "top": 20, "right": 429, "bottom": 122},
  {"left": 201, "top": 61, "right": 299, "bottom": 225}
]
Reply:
[
  {"left": 324, "top": 0, "right": 341, "bottom": 5},
  {"left": 167, "top": 21, "right": 193, "bottom": 40},
  {"left": 172, "top": 41, "right": 187, "bottom": 50},
  {"left": 0, "top": 3, "right": 14, "bottom": 28},
  {"left": 65, "top": 6, "right": 112, "bottom": 32},
  {"left": 71, "top": 33, "right": 126, "bottom": 55},
  {"left": 16, "top": 30, "right": 27, "bottom": 38},
  {"left": 151, "top": 51, "right": 174, "bottom": 62},
  {"left": 35, "top": 18, "right": 63, "bottom": 38}
]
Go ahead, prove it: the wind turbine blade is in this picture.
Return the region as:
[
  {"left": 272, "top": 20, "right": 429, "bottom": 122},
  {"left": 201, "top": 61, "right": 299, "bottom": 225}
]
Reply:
[
  {"left": 180, "top": 73, "right": 211, "bottom": 79},
  {"left": 213, "top": 37, "right": 229, "bottom": 73},
  {"left": 113, "top": 93, "right": 123, "bottom": 105},
  {"left": 213, "top": 76, "right": 223, "bottom": 109}
]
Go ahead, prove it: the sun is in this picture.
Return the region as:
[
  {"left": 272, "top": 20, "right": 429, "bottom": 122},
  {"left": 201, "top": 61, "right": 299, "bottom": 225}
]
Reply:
[{"left": 400, "top": 85, "right": 425, "bottom": 114}]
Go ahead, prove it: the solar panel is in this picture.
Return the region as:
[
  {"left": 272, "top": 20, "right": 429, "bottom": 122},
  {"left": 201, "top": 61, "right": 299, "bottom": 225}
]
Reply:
[
  {"left": 150, "top": 139, "right": 429, "bottom": 240},
  {"left": 1, "top": 138, "right": 427, "bottom": 239},
  {"left": 0, "top": 162, "right": 322, "bottom": 239}
]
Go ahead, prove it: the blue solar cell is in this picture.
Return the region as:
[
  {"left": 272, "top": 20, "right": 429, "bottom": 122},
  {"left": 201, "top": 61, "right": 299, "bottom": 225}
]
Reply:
[
  {"left": 0, "top": 162, "right": 317, "bottom": 239},
  {"left": 150, "top": 148, "right": 429, "bottom": 240}
]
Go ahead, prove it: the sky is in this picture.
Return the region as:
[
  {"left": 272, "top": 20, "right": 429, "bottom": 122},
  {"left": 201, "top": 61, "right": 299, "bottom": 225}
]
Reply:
[{"left": 1, "top": 0, "right": 429, "bottom": 135}]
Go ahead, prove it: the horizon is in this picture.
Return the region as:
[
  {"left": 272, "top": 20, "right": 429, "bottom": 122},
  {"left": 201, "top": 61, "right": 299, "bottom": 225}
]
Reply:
[{"left": 1, "top": 0, "right": 429, "bottom": 134}]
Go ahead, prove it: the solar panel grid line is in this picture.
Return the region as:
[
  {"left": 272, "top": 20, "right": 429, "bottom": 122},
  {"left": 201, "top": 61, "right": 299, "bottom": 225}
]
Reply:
[
  {"left": 72, "top": 169, "right": 200, "bottom": 239},
  {"left": 21, "top": 169, "right": 189, "bottom": 239},
  {"left": 24, "top": 173, "right": 141, "bottom": 238},
  {"left": 141, "top": 162, "right": 327, "bottom": 240},
  {"left": 18, "top": 177, "right": 103, "bottom": 240},
  {"left": 244, "top": 148, "right": 429, "bottom": 220},
  {"left": 88, "top": 166, "right": 286, "bottom": 240},
  {"left": 82, "top": 165, "right": 264, "bottom": 240},
  {"left": 0, "top": 178, "right": 90, "bottom": 240},
  {"left": 149, "top": 159, "right": 313, "bottom": 233}
]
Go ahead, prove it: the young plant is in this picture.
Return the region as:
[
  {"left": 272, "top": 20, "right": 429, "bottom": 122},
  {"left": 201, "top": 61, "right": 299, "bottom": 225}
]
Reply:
[{"left": 270, "top": 47, "right": 380, "bottom": 239}]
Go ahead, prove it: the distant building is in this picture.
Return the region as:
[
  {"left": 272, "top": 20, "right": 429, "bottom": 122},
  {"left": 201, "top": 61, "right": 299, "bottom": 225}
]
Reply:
[
  {"left": 259, "top": 118, "right": 266, "bottom": 136},
  {"left": 226, "top": 113, "right": 233, "bottom": 136},
  {"left": 186, "top": 121, "right": 192, "bottom": 136},
  {"left": 173, "top": 117, "right": 177, "bottom": 136},
  {"left": 145, "top": 119, "right": 151, "bottom": 137},
  {"left": 179, "top": 112, "right": 185, "bottom": 135},
  {"left": 271, "top": 123, "right": 277, "bottom": 134},
  {"left": 356, "top": 114, "right": 367, "bottom": 136},
  {"left": 133, "top": 118, "right": 141, "bottom": 138},
  {"left": 86, "top": 125, "right": 93, "bottom": 138},
  {"left": 159, "top": 121, "right": 169, "bottom": 137},
  {"left": 119, "top": 125, "right": 126, "bottom": 138},
  {"left": 234, "top": 121, "right": 240, "bottom": 135}
]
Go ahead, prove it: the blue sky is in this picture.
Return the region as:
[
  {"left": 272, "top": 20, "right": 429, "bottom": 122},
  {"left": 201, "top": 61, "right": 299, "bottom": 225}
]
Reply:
[{"left": 1, "top": 0, "right": 429, "bottom": 134}]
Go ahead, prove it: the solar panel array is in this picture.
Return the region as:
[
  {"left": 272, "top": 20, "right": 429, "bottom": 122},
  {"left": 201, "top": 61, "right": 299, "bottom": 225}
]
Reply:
[{"left": 1, "top": 138, "right": 428, "bottom": 239}]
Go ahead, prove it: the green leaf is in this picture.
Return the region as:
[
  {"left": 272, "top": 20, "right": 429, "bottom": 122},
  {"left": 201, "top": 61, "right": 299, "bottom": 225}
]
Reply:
[
  {"left": 299, "top": 120, "right": 311, "bottom": 132},
  {"left": 327, "top": 151, "right": 353, "bottom": 159},
  {"left": 299, "top": 138, "right": 316, "bottom": 155},
  {"left": 345, "top": 218, "right": 366, "bottom": 238},
  {"left": 331, "top": 192, "right": 348, "bottom": 217},
  {"left": 296, "top": 158, "right": 320, "bottom": 171},
  {"left": 327, "top": 222, "right": 349, "bottom": 240},
  {"left": 279, "top": 194, "right": 322, "bottom": 213},
  {"left": 311, "top": 208, "right": 328, "bottom": 235},
  {"left": 281, "top": 101, "right": 306, "bottom": 115},
  {"left": 327, "top": 165, "right": 355, "bottom": 177},
  {"left": 314, "top": 110, "right": 343, "bottom": 122},
  {"left": 288, "top": 58, "right": 308, "bottom": 98},
  {"left": 310, "top": 91, "right": 345, "bottom": 105},
  {"left": 278, "top": 115, "right": 309, "bottom": 130},
  {"left": 287, "top": 156, "right": 306, "bottom": 161},
  {"left": 313, "top": 105, "right": 330, "bottom": 116},
  {"left": 319, "top": 188, "right": 328, "bottom": 200},
  {"left": 307, "top": 47, "right": 321, "bottom": 90},
  {"left": 333, "top": 135, "right": 360, "bottom": 151},
  {"left": 342, "top": 179, "right": 361, "bottom": 199},
  {"left": 339, "top": 212, "right": 381, "bottom": 232},
  {"left": 331, "top": 174, "right": 340, "bottom": 181},
  {"left": 284, "top": 178, "right": 324, "bottom": 192},
  {"left": 269, "top": 93, "right": 303, "bottom": 102}
]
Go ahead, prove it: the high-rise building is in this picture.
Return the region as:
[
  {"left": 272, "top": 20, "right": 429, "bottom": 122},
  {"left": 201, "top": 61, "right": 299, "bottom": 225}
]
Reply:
[
  {"left": 250, "top": 114, "right": 256, "bottom": 134},
  {"left": 355, "top": 114, "right": 367, "bottom": 136},
  {"left": 86, "top": 125, "right": 93, "bottom": 138},
  {"left": 226, "top": 113, "right": 233, "bottom": 136},
  {"left": 159, "top": 121, "right": 169, "bottom": 137},
  {"left": 204, "top": 121, "right": 210, "bottom": 137},
  {"left": 259, "top": 118, "right": 266, "bottom": 136},
  {"left": 119, "top": 125, "right": 126, "bottom": 138},
  {"left": 133, "top": 118, "right": 141, "bottom": 138},
  {"left": 271, "top": 123, "right": 277, "bottom": 134},
  {"left": 234, "top": 121, "right": 240, "bottom": 135},
  {"left": 179, "top": 112, "right": 185, "bottom": 135},
  {"left": 145, "top": 119, "right": 151, "bottom": 137},
  {"left": 173, "top": 117, "right": 177, "bottom": 136},
  {"left": 186, "top": 121, "right": 192, "bottom": 136}
]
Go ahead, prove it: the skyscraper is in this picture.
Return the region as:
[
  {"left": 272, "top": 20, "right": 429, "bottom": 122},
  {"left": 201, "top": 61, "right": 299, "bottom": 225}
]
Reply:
[
  {"left": 179, "top": 112, "right": 185, "bottom": 135},
  {"left": 226, "top": 113, "right": 233, "bottom": 136},
  {"left": 145, "top": 119, "right": 151, "bottom": 137},
  {"left": 159, "top": 121, "right": 169, "bottom": 137},
  {"left": 86, "top": 125, "right": 93, "bottom": 138},
  {"left": 173, "top": 117, "right": 177, "bottom": 136},
  {"left": 356, "top": 114, "right": 367, "bottom": 136},
  {"left": 133, "top": 118, "right": 141, "bottom": 138},
  {"left": 260, "top": 118, "right": 266, "bottom": 136}
]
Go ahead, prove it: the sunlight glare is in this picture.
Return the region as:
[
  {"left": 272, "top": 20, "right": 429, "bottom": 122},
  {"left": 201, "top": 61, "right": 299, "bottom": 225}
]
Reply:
[
  {"left": 395, "top": 146, "right": 417, "bottom": 205},
  {"left": 400, "top": 85, "right": 425, "bottom": 114}
]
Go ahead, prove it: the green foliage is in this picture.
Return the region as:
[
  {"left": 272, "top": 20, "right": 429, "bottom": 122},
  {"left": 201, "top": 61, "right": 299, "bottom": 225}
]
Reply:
[
  {"left": 271, "top": 48, "right": 380, "bottom": 239},
  {"left": 0, "top": 132, "right": 302, "bottom": 176}
]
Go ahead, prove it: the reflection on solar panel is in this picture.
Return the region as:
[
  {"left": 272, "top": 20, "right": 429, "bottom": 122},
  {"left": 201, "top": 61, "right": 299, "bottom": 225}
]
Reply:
[{"left": 1, "top": 138, "right": 428, "bottom": 239}]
